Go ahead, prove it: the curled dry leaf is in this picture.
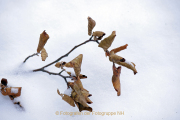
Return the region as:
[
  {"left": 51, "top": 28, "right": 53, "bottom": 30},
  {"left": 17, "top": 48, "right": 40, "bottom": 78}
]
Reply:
[
  {"left": 87, "top": 16, "right": 96, "bottom": 36},
  {"left": 65, "top": 54, "right": 83, "bottom": 77},
  {"left": 1, "top": 87, "right": 22, "bottom": 98},
  {"left": 112, "top": 63, "right": 121, "bottom": 96},
  {"left": 37, "top": 30, "right": 49, "bottom": 53},
  {"left": 98, "top": 31, "right": 116, "bottom": 51},
  {"left": 57, "top": 89, "right": 75, "bottom": 107},
  {"left": 69, "top": 77, "right": 93, "bottom": 111},
  {"left": 71, "top": 90, "right": 88, "bottom": 107},
  {"left": 41, "top": 48, "right": 48, "bottom": 61},
  {"left": 1, "top": 78, "right": 8, "bottom": 86},
  {"left": 109, "top": 52, "right": 137, "bottom": 75},
  {"left": 93, "top": 31, "right": 106, "bottom": 40},
  {"left": 110, "top": 44, "right": 128, "bottom": 55},
  {"left": 71, "top": 90, "right": 92, "bottom": 112},
  {"left": 79, "top": 74, "right": 87, "bottom": 79},
  {"left": 81, "top": 88, "right": 92, "bottom": 97}
]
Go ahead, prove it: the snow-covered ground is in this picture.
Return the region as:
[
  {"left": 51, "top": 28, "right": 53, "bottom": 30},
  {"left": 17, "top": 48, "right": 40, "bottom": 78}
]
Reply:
[{"left": 0, "top": 0, "right": 180, "bottom": 120}]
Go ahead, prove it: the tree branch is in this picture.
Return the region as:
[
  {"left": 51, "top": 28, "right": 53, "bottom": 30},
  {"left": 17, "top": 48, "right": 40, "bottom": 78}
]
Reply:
[
  {"left": 41, "top": 69, "right": 72, "bottom": 88},
  {"left": 23, "top": 53, "right": 40, "bottom": 63},
  {"left": 33, "top": 36, "right": 96, "bottom": 72}
]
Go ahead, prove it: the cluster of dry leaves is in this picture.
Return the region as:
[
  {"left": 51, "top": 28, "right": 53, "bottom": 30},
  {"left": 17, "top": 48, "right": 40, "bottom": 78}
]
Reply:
[
  {"left": 55, "top": 54, "right": 93, "bottom": 112},
  {"left": 0, "top": 78, "right": 23, "bottom": 108},
  {"left": 88, "top": 16, "right": 138, "bottom": 97},
  {"left": 35, "top": 16, "right": 137, "bottom": 112}
]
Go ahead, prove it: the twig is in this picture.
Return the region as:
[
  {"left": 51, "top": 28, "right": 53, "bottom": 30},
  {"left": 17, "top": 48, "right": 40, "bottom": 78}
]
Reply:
[
  {"left": 23, "top": 53, "right": 40, "bottom": 63},
  {"left": 59, "top": 69, "right": 65, "bottom": 74},
  {"left": 33, "top": 36, "right": 95, "bottom": 72},
  {"left": 41, "top": 69, "right": 72, "bottom": 88}
]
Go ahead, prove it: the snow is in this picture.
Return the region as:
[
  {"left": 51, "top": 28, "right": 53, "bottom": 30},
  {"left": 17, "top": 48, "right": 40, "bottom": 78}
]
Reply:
[
  {"left": 64, "top": 88, "right": 73, "bottom": 96},
  {"left": 124, "top": 59, "right": 134, "bottom": 67},
  {"left": 0, "top": 0, "right": 180, "bottom": 120},
  {"left": 11, "top": 88, "right": 19, "bottom": 94}
]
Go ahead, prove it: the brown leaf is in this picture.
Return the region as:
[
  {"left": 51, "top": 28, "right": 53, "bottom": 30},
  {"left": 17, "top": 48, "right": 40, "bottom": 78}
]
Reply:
[
  {"left": 79, "top": 74, "right": 87, "bottom": 79},
  {"left": 57, "top": 89, "right": 75, "bottom": 107},
  {"left": 65, "top": 54, "right": 83, "bottom": 77},
  {"left": 81, "top": 88, "right": 92, "bottom": 97},
  {"left": 98, "top": 31, "right": 116, "bottom": 51},
  {"left": 112, "top": 63, "right": 121, "bottom": 96},
  {"left": 110, "top": 44, "right": 128, "bottom": 55},
  {"left": 71, "top": 90, "right": 88, "bottom": 108},
  {"left": 55, "top": 61, "right": 66, "bottom": 69},
  {"left": 93, "top": 31, "right": 105, "bottom": 40},
  {"left": 87, "top": 16, "right": 96, "bottom": 36},
  {"left": 1, "top": 78, "right": 8, "bottom": 86},
  {"left": 75, "top": 102, "right": 92, "bottom": 112},
  {"left": 70, "top": 78, "right": 92, "bottom": 107},
  {"left": 109, "top": 52, "right": 137, "bottom": 75},
  {"left": 1, "top": 87, "right": 22, "bottom": 98},
  {"left": 64, "top": 62, "right": 73, "bottom": 68},
  {"left": 41, "top": 48, "right": 48, "bottom": 61},
  {"left": 1, "top": 88, "right": 8, "bottom": 96},
  {"left": 37, "top": 30, "right": 49, "bottom": 53},
  {"left": 67, "top": 71, "right": 87, "bottom": 79}
]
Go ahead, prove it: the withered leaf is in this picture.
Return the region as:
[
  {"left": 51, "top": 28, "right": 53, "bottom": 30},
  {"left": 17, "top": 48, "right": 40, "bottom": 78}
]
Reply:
[
  {"left": 57, "top": 89, "right": 75, "bottom": 107},
  {"left": 1, "top": 87, "right": 22, "bottom": 98},
  {"left": 112, "top": 63, "right": 121, "bottom": 96},
  {"left": 41, "top": 48, "right": 48, "bottom": 61},
  {"left": 87, "top": 16, "right": 96, "bottom": 36},
  {"left": 98, "top": 31, "right": 116, "bottom": 51},
  {"left": 37, "top": 30, "right": 49, "bottom": 53},
  {"left": 65, "top": 54, "right": 83, "bottom": 77},
  {"left": 110, "top": 44, "right": 128, "bottom": 55},
  {"left": 93, "top": 31, "right": 105, "bottom": 40},
  {"left": 55, "top": 61, "right": 66, "bottom": 69},
  {"left": 75, "top": 102, "right": 92, "bottom": 112},
  {"left": 109, "top": 52, "right": 137, "bottom": 75}
]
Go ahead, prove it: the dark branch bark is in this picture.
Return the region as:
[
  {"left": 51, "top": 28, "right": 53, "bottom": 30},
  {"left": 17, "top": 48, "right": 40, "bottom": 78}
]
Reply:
[
  {"left": 23, "top": 53, "right": 40, "bottom": 63},
  {"left": 33, "top": 36, "right": 96, "bottom": 72},
  {"left": 41, "top": 69, "right": 72, "bottom": 88}
]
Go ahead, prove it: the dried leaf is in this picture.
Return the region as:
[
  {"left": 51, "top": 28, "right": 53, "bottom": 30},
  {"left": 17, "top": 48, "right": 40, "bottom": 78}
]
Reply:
[
  {"left": 75, "top": 102, "right": 92, "bottom": 112},
  {"left": 55, "top": 61, "right": 66, "bottom": 69},
  {"left": 110, "top": 44, "right": 128, "bottom": 55},
  {"left": 41, "top": 48, "right": 48, "bottom": 61},
  {"left": 1, "top": 87, "right": 22, "bottom": 97},
  {"left": 57, "top": 89, "right": 75, "bottom": 107},
  {"left": 71, "top": 90, "right": 88, "bottom": 108},
  {"left": 37, "top": 30, "right": 49, "bottom": 53},
  {"left": 81, "top": 88, "right": 92, "bottom": 97},
  {"left": 74, "top": 77, "right": 84, "bottom": 90},
  {"left": 66, "top": 71, "right": 71, "bottom": 76},
  {"left": 93, "top": 31, "right": 105, "bottom": 40},
  {"left": 85, "top": 97, "right": 93, "bottom": 104},
  {"left": 88, "top": 16, "right": 96, "bottom": 36},
  {"left": 1, "top": 88, "right": 8, "bottom": 96},
  {"left": 1, "top": 78, "right": 8, "bottom": 86},
  {"left": 64, "top": 62, "right": 73, "bottom": 68},
  {"left": 65, "top": 54, "right": 83, "bottom": 77},
  {"left": 112, "top": 63, "right": 121, "bottom": 96},
  {"left": 109, "top": 52, "right": 137, "bottom": 74},
  {"left": 79, "top": 74, "right": 87, "bottom": 79},
  {"left": 98, "top": 31, "right": 116, "bottom": 51},
  {"left": 67, "top": 71, "right": 87, "bottom": 79}
]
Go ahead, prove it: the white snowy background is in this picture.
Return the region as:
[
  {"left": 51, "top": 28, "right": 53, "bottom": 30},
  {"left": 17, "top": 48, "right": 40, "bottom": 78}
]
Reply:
[{"left": 0, "top": 0, "right": 180, "bottom": 120}]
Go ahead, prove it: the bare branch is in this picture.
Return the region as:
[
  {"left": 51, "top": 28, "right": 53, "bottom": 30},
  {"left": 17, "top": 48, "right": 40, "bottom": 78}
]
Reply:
[
  {"left": 23, "top": 53, "right": 40, "bottom": 63},
  {"left": 33, "top": 36, "right": 96, "bottom": 72},
  {"left": 41, "top": 69, "right": 72, "bottom": 88}
]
